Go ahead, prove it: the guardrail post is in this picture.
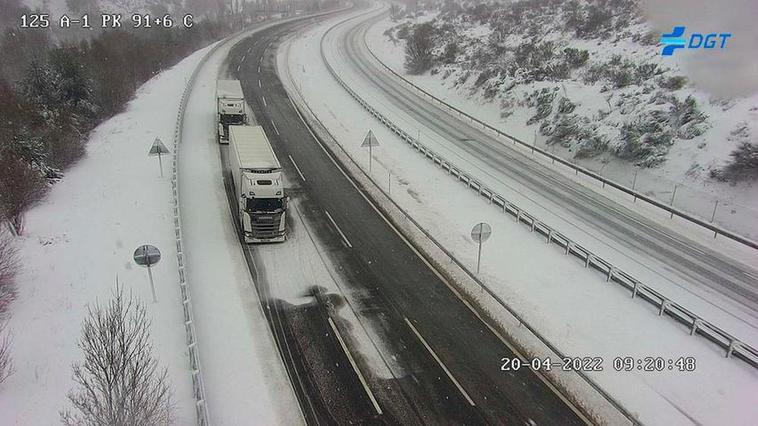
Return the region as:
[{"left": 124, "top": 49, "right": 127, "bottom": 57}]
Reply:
[
  {"left": 584, "top": 253, "right": 591, "bottom": 268},
  {"left": 547, "top": 229, "right": 552, "bottom": 244},
  {"left": 669, "top": 184, "right": 679, "bottom": 219},
  {"left": 727, "top": 340, "right": 740, "bottom": 358},
  {"left": 659, "top": 300, "right": 670, "bottom": 316},
  {"left": 607, "top": 267, "right": 614, "bottom": 282},
  {"left": 632, "top": 281, "right": 639, "bottom": 299},
  {"left": 516, "top": 210, "right": 521, "bottom": 223},
  {"left": 690, "top": 318, "right": 703, "bottom": 335},
  {"left": 565, "top": 241, "right": 571, "bottom": 255}
]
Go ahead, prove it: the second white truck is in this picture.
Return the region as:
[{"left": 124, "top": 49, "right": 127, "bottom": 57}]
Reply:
[
  {"left": 229, "top": 125, "right": 287, "bottom": 243},
  {"left": 217, "top": 79, "right": 247, "bottom": 143}
]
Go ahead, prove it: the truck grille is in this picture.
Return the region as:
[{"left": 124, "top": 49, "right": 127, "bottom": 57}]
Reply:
[{"left": 250, "top": 213, "right": 284, "bottom": 238}]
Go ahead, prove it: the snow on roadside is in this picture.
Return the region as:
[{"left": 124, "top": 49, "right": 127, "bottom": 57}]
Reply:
[
  {"left": 0, "top": 44, "right": 214, "bottom": 424},
  {"left": 280, "top": 12, "right": 758, "bottom": 426},
  {"left": 366, "top": 15, "right": 758, "bottom": 240},
  {"left": 329, "top": 10, "right": 758, "bottom": 341},
  {"left": 176, "top": 28, "right": 303, "bottom": 425}
]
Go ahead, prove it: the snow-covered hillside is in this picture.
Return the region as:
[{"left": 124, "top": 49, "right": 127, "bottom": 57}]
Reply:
[
  {"left": 0, "top": 41, "right": 211, "bottom": 425},
  {"left": 374, "top": 0, "right": 758, "bottom": 221}
]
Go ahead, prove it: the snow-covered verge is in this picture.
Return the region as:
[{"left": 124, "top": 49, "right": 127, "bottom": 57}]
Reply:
[
  {"left": 281, "top": 10, "right": 758, "bottom": 426},
  {"left": 0, "top": 45, "right": 214, "bottom": 424},
  {"left": 176, "top": 26, "right": 303, "bottom": 425},
  {"left": 368, "top": 2, "right": 758, "bottom": 239}
]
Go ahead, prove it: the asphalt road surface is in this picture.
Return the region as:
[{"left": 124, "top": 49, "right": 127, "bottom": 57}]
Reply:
[
  {"left": 217, "top": 12, "right": 590, "bottom": 426},
  {"left": 330, "top": 8, "right": 758, "bottom": 316}
]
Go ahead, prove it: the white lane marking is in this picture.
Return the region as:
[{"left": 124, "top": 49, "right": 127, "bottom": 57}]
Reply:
[
  {"left": 262, "top": 96, "right": 267, "bottom": 107},
  {"left": 287, "top": 93, "right": 590, "bottom": 422},
  {"left": 236, "top": 63, "right": 241, "bottom": 72},
  {"left": 258, "top": 65, "right": 261, "bottom": 73},
  {"left": 241, "top": 53, "right": 246, "bottom": 62},
  {"left": 404, "top": 317, "right": 476, "bottom": 406},
  {"left": 324, "top": 210, "right": 352, "bottom": 248},
  {"left": 272, "top": 120, "right": 280, "bottom": 136},
  {"left": 258, "top": 79, "right": 262, "bottom": 88},
  {"left": 328, "top": 317, "right": 383, "bottom": 415},
  {"left": 288, "top": 155, "right": 306, "bottom": 182}
]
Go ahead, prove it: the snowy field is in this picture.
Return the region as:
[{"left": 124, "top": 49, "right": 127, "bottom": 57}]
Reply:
[
  {"left": 0, "top": 44, "right": 214, "bottom": 425},
  {"left": 279, "top": 8, "right": 758, "bottom": 425}
]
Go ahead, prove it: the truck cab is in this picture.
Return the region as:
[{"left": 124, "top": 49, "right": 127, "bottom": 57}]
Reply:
[
  {"left": 217, "top": 80, "right": 247, "bottom": 143},
  {"left": 238, "top": 170, "right": 287, "bottom": 243},
  {"left": 229, "top": 125, "right": 287, "bottom": 243}
]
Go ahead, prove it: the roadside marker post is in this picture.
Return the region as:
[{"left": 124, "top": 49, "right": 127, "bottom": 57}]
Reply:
[
  {"left": 470, "top": 223, "right": 492, "bottom": 274},
  {"left": 148, "top": 137, "right": 171, "bottom": 178},
  {"left": 361, "top": 130, "right": 380, "bottom": 174},
  {"left": 133, "top": 244, "right": 162, "bottom": 303}
]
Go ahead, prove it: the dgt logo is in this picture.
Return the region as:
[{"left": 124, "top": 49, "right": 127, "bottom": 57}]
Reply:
[{"left": 660, "top": 26, "right": 732, "bottom": 56}]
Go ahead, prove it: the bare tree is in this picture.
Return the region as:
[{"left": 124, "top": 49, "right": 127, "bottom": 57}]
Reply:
[
  {"left": 0, "top": 227, "right": 17, "bottom": 315},
  {"left": 61, "top": 284, "right": 173, "bottom": 426},
  {"left": 0, "top": 320, "right": 13, "bottom": 385},
  {"left": 0, "top": 153, "right": 47, "bottom": 236}
]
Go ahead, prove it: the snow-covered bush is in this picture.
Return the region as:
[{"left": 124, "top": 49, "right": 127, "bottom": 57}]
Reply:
[
  {"left": 546, "top": 114, "right": 582, "bottom": 146},
  {"left": 575, "top": 134, "right": 610, "bottom": 159},
  {"left": 659, "top": 75, "right": 688, "bottom": 90},
  {"left": 405, "top": 22, "right": 437, "bottom": 74},
  {"left": 711, "top": 141, "right": 758, "bottom": 182},
  {"left": 61, "top": 285, "right": 173, "bottom": 426},
  {"left": 527, "top": 88, "right": 557, "bottom": 125},
  {"left": 563, "top": 47, "right": 589, "bottom": 68},
  {"left": 557, "top": 97, "right": 576, "bottom": 114},
  {"left": 441, "top": 40, "right": 459, "bottom": 64},
  {"left": 617, "top": 114, "right": 674, "bottom": 166}
]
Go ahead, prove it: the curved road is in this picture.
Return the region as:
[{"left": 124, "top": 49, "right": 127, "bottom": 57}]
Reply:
[
  {"left": 327, "top": 7, "right": 758, "bottom": 317},
  {"left": 221, "top": 11, "right": 593, "bottom": 426}
]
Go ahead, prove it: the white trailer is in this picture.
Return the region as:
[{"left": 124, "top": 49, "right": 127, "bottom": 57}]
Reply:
[
  {"left": 229, "top": 125, "right": 287, "bottom": 243},
  {"left": 217, "top": 80, "right": 247, "bottom": 143}
]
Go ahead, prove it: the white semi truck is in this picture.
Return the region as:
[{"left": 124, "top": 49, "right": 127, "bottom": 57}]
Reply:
[
  {"left": 217, "top": 80, "right": 247, "bottom": 143},
  {"left": 229, "top": 125, "right": 287, "bottom": 243}
]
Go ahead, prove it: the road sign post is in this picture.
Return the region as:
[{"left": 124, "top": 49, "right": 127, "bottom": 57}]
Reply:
[
  {"left": 361, "top": 130, "right": 380, "bottom": 174},
  {"left": 148, "top": 138, "right": 171, "bottom": 178},
  {"left": 133, "top": 244, "right": 162, "bottom": 303},
  {"left": 470, "top": 223, "right": 492, "bottom": 274}
]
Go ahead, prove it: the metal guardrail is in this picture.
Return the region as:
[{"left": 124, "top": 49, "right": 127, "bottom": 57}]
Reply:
[
  {"left": 286, "top": 15, "right": 637, "bottom": 423},
  {"left": 318, "top": 15, "right": 758, "bottom": 370},
  {"left": 360, "top": 17, "right": 758, "bottom": 251},
  {"left": 171, "top": 10, "right": 351, "bottom": 424},
  {"left": 171, "top": 29, "right": 248, "bottom": 424}
]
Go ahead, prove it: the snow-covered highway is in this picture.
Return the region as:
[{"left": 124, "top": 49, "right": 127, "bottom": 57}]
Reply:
[
  {"left": 332, "top": 7, "right": 758, "bottom": 325},
  {"left": 282, "top": 3, "right": 758, "bottom": 424}
]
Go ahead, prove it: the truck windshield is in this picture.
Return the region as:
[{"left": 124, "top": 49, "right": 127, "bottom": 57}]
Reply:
[
  {"left": 221, "top": 115, "right": 245, "bottom": 124},
  {"left": 247, "top": 198, "right": 283, "bottom": 212}
]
